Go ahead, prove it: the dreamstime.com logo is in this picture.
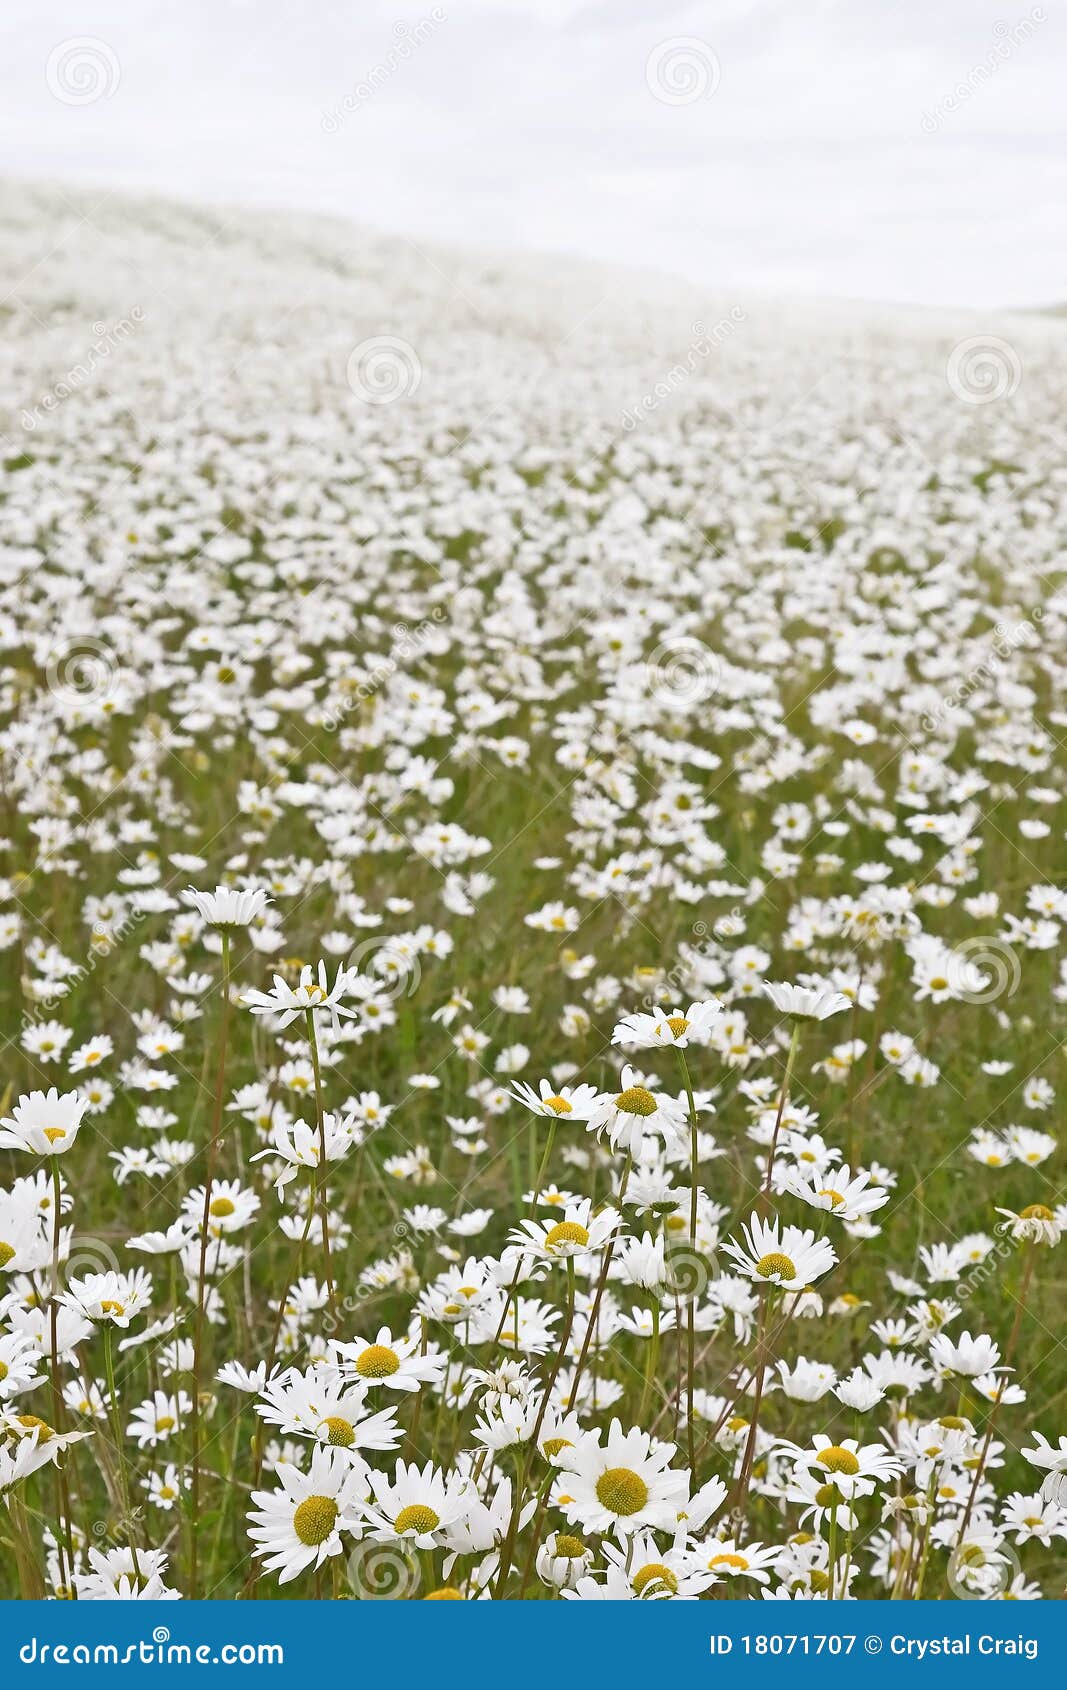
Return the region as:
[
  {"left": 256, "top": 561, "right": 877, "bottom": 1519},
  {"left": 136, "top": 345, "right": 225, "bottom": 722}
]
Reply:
[{"left": 18, "top": 1627, "right": 283, "bottom": 1667}]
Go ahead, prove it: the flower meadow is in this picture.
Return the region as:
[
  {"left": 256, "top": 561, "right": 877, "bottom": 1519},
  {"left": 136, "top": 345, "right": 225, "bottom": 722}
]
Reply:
[{"left": 0, "top": 181, "right": 1065, "bottom": 1603}]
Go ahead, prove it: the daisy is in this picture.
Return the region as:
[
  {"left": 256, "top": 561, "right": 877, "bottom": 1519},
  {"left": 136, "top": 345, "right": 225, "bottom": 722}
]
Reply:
[
  {"left": 243, "top": 961, "right": 357, "bottom": 1034},
  {"left": 247, "top": 1447, "right": 364, "bottom": 1583},
  {"left": 250, "top": 1112, "right": 358, "bottom": 1194},
  {"left": 1021, "top": 1433, "right": 1067, "bottom": 1505},
  {"left": 0, "top": 1193, "right": 48, "bottom": 1274},
  {"left": 611, "top": 1000, "right": 723, "bottom": 1050},
  {"left": 537, "top": 1530, "right": 594, "bottom": 1591},
  {"left": 510, "top": 1079, "right": 598, "bottom": 1120},
  {"left": 776, "top": 1357, "right": 837, "bottom": 1402},
  {"left": 722, "top": 1212, "right": 838, "bottom": 1290},
  {"left": 181, "top": 885, "right": 271, "bottom": 928},
  {"left": 331, "top": 1328, "right": 448, "bottom": 1393},
  {"left": 507, "top": 1198, "right": 621, "bottom": 1261},
  {"left": 126, "top": 1391, "right": 192, "bottom": 1448},
  {"left": 995, "top": 1203, "right": 1061, "bottom": 1246},
  {"left": 763, "top": 982, "right": 852, "bottom": 1020},
  {"left": 62, "top": 1268, "right": 154, "bottom": 1329},
  {"left": 778, "top": 1163, "right": 890, "bottom": 1222},
  {"left": 587, "top": 1067, "right": 688, "bottom": 1156},
  {"left": 255, "top": 1365, "right": 401, "bottom": 1454},
  {"left": 361, "top": 1458, "right": 474, "bottom": 1548},
  {"left": 792, "top": 1435, "right": 902, "bottom": 1490},
  {"left": 700, "top": 1537, "right": 781, "bottom": 1584},
  {"left": 0, "top": 1330, "right": 44, "bottom": 1399},
  {"left": 602, "top": 1533, "right": 716, "bottom": 1598},
  {"left": 0, "top": 1426, "right": 71, "bottom": 1491},
  {"left": 0, "top": 1088, "right": 88, "bottom": 1156},
  {"left": 142, "top": 1464, "right": 186, "bottom": 1511},
  {"left": 555, "top": 1420, "right": 689, "bottom": 1535},
  {"left": 182, "top": 1179, "right": 260, "bottom": 1236},
  {"left": 929, "top": 1329, "right": 1001, "bottom": 1378},
  {"left": 1000, "top": 1491, "right": 1067, "bottom": 1547}
]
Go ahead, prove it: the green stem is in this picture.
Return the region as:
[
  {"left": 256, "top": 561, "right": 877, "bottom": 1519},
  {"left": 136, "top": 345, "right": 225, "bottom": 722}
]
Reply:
[
  {"left": 677, "top": 1049, "right": 700, "bottom": 1473},
  {"left": 304, "top": 1007, "right": 335, "bottom": 1309},
  {"left": 47, "top": 1156, "right": 76, "bottom": 1594},
  {"left": 189, "top": 927, "right": 231, "bottom": 1600}
]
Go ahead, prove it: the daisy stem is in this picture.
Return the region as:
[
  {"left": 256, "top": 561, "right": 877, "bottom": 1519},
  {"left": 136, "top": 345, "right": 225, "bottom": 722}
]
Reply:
[
  {"left": 957, "top": 1240, "right": 1037, "bottom": 1541},
  {"left": 731, "top": 1285, "right": 771, "bottom": 1519},
  {"left": 304, "top": 1008, "right": 336, "bottom": 1311},
  {"left": 762, "top": 1021, "right": 801, "bottom": 1202},
  {"left": 527, "top": 1117, "right": 557, "bottom": 1217},
  {"left": 190, "top": 926, "right": 232, "bottom": 1600},
  {"left": 516, "top": 1464, "right": 561, "bottom": 1598},
  {"left": 567, "top": 1156, "right": 632, "bottom": 1404},
  {"left": 911, "top": 1473, "right": 938, "bottom": 1599},
  {"left": 492, "top": 1443, "right": 531, "bottom": 1599},
  {"left": 514, "top": 1257, "right": 577, "bottom": 1597},
  {"left": 102, "top": 1323, "right": 140, "bottom": 1569},
  {"left": 639, "top": 1296, "right": 660, "bottom": 1423},
  {"left": 47, "top": 1155, "right": 76, "bottom": 1593},
  {"left": 677, "top": 1049, "right": 700, "bottom": 1473},
  {"left": 827, "top": 1507, "right": 838, "bottom": 1600}
]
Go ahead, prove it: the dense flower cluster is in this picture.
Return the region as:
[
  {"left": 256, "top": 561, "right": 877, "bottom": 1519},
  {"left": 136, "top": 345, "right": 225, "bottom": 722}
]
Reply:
[{"left": 0, "top": 183, "right": 1064, "bottom": 1600}]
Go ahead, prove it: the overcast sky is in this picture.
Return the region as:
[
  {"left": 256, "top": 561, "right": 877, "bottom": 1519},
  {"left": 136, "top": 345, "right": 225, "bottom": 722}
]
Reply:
[{"left": 2, "top": 0, "right": 1063, "bottom": 308}]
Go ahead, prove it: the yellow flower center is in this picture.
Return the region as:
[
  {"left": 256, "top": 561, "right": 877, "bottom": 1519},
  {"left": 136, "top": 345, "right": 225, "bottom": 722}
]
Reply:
[
  {"left": 818, "top": 1446, "right": 859, "bottom": 1474},
  {"left": 708, "top": 1552, "right": 748, "bottom": 1571},
  {"left": 0, "top": 1242, "right": 15, "bottom": 1268},
  {"left": 293, "top": 1495, "right": 339, "bottom": 1546},
  {"left": 160, "top": 1485, "right": 177, "bottom": 1500},
  {"left": 544, "top": 1221, "right": 590, "bottom": 1250},
  {"left": 320, "top": 1417, "right": 356, "bottom": 1447},
  {"left": 13, "top": 1415, "right": 54, "bottom": 1442},
  {"left": 542, "top": 1436, "right": 572, "bottom": 1458},
  {"left": 552, "top": 1534, "right": 586, "bottom": 1559},
  {"left": 815, "top": 1482, "right": 845, "bottom": 1508},
  {"left": 394, "top": 1503, "right": 441, "bottom": 1536},
  {"left": 664, "top": 1017, "right": 689, "bottom": 1038},
  {"left": 818, "top": 1189, "right": 845, "bottom": 1207},
  {"left": 424, "top": 1587, "right": 464, "bottom": 1600},
  {"left": 43, "top": 1128, "right": 67, "bottom": 1144},
  {"left": 614, "top": 1086, "right": 657, "bottom": 1117},
  {"left": 155, "top": 1416, "right": 175, "bottom": 1432},
  {"left": 595, "top": 1466, "right": 649, "bottom": 1516},
  {"left": 0, "top": 1361, "right": 7, "bottom": 1381},
  {"left": 543, "top": 1096, "right": 573, "bottom": 1115},
  {"left": 633, "top": 1562, "right": 678, "bottom": 1596},
  {"left": 755, "top": 1251, "right": 796, "bottom": 1280},
  {"left": 355, "top": 1344, "right": 401, "bottom": 1379},
  {"left": 1021, "top": 1204, "right": 1053, "bottom": 1221},
  {"left": 209, "top": 1197, "right": 236, "bottom": 1217},
  {"left": 929, "top": 976, "right": 948, "bottom": 991},
  {"left": 100, "top": 1300, "right": 125, "bottom": 1317}
]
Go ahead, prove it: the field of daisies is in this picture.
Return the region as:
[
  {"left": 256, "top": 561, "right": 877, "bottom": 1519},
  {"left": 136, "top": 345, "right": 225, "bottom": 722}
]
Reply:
[{"left": 0, "top": 179, "right": 1065, "bottom": 1603}]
